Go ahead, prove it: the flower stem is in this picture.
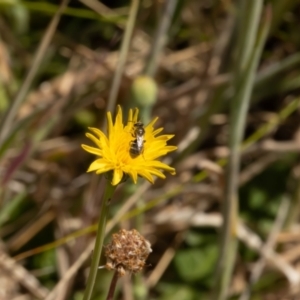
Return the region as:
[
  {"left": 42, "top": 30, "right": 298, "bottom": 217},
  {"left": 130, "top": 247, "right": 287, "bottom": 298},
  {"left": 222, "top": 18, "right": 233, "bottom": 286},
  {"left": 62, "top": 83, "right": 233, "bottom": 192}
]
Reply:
[
  {"left": 83, "top": 181, "right": 117, "bottom": 300},
  {"left": 106, "top": 271, "right": 119, "bottom": 300}
]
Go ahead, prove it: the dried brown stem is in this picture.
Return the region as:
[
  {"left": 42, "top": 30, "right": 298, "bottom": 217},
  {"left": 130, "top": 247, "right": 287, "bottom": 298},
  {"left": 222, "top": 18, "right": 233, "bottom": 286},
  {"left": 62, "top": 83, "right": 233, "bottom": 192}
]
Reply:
[{"left": 106, "top": 271, "right": 119, "bottom": 300}]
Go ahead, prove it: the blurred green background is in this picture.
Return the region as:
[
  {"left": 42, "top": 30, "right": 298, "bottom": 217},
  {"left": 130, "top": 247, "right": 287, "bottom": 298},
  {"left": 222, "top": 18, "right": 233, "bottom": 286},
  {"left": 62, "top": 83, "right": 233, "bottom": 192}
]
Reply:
[{"left": 0, "top": 0, "right": 300, "bottom": 299}]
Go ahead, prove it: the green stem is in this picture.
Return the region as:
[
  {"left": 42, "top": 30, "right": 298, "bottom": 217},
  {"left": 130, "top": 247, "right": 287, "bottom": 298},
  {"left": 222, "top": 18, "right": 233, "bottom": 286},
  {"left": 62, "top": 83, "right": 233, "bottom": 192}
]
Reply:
[
  {"left": 83, "top": 181, "right": 117, "bottom": 300},
  {"left": 105, "top": 0, "right": 140, "bottom": 119},
  {"left": 144, "top": 0, "right": 178, "bottom": 77},
  {"left": 213, "top": 3, "right": 270, "bottom": 300}
]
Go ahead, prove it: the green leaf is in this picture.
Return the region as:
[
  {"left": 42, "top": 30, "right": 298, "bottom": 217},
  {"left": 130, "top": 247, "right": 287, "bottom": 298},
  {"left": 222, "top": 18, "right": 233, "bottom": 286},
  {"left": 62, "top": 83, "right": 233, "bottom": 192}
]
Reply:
[{"left": 174, "top": 245, "right": 218, "bottom": 282}]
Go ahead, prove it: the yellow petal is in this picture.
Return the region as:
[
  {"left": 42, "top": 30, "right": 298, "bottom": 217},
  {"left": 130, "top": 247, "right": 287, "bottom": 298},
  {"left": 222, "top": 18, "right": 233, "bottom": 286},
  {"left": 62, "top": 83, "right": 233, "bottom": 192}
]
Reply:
[
  {"left": 145, "top": 160, "right": 176, "bottom": 173},
  {"left": 147, "top": 167, "right": 166, "bottom": 179},
  {"left": 146, "top": 117, "right": 158, "bottom": 129},
  {"left": 82, "top": 144, "right": 103, "bottom": 156},
  {"left": 96, "top": 166, "right": 114, "bottom": 174},
  {"left": 112, "top": 168, "right": 123, "bottom": 185},
  {"left": 88, "top": 127, "right": 109, "bottom": 144},
  {"left": 146, "top": 145, "right": 177, "bottom": 160},
  {"left": 115, "top": 105, "right": 124, "bottom": 132},
  {"left": 107, "top": 111, "right": 114, "bottom": 138},
  {"left": 87, "top": 159, "right": 112, "bottom": 172},
  {"left": 126, "top": 169, "right": 138, "bottom": 183},
  {"left": 133, "top": 108, "right": 139, "bottom": 122},
  {"left": 152, "top": 127, "right": 164, "bottom": 136},
  {"left": 155, "top": 134, "right": 175, "bottom": 142},
  {"left": 139, "top": 169, "right": 154, "bottom": 183},
  {"left": 85, "top": 133, "right": 103, "bottom": 149}
]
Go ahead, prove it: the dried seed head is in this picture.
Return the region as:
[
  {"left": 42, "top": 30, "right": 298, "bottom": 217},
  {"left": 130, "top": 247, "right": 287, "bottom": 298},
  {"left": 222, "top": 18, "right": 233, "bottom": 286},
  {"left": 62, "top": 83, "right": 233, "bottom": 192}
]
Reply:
[{"left": 104, "top": 229, "right": 152, "bottom": 277}]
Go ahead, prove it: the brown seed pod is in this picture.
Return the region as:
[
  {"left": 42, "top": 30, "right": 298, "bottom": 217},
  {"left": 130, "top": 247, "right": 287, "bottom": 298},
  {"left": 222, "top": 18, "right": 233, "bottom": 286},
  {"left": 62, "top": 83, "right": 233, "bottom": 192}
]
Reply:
[{"left": 104, "top": 229, "right": 152, "bottom": 277}]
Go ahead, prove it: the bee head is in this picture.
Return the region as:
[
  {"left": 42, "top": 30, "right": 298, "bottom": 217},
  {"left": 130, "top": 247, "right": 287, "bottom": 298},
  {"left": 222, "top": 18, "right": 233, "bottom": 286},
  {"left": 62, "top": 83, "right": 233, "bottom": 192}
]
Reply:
[{"left": 134, "top": 121, "right": 144, "bottom": 128}]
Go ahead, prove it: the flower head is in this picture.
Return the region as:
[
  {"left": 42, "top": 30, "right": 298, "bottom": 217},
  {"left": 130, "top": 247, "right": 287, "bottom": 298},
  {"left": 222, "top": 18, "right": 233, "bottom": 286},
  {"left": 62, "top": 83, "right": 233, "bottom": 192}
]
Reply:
[
  {"left": 82, "top": 106, "right": 177, "bottom": 186},
  {"left": 104, "top": 229, "right": 152, "bottom": 277}
]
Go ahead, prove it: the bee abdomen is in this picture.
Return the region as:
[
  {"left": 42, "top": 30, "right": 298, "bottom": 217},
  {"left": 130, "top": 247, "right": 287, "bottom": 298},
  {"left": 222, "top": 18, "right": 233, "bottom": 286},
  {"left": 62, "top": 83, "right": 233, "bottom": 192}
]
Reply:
[{"left": 130, "top": 140, "right": 143, "bottom": 156}]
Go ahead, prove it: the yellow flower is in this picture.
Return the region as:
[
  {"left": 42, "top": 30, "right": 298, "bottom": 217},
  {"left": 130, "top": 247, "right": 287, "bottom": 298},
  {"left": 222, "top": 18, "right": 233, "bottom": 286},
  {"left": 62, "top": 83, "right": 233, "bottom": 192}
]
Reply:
[{"left": 82, "top": 106, "right": 177, "bottom": 186}]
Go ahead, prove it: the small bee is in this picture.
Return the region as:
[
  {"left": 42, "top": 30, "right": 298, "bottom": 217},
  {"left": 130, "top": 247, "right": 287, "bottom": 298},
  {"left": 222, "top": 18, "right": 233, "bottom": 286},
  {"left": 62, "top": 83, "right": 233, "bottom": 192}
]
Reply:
[{"left": 130, "top": 121, "right": 145, "bottom": 156}]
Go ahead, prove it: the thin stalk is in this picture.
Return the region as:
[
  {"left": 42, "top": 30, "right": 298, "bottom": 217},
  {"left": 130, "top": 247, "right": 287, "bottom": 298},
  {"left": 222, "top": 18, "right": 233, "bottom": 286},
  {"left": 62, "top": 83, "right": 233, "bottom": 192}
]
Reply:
[
  {"left": 106, "top": 271, "right": 119, "bottom": 300},
  {"left": 213, "top": 4, "right": 270, "bottom": 300},
  {"left": 0, "top": 0, "right": 69, "bottom": 146},
  {"left": 175, "top": 12, "right": 235, "bottom": 162},
  {"left": 242, "top": 97, "right": 300, "bottom": 150},
  {"left": 177, "top": 49, "right": 300, "bottom": 162},
  {"left": 105, "top": 0, "right": 140, "bottom": 119},
  {"left": 83, "top": 182, "right": 117, "bottom": 300},
  {"left": 255, "top": 52, "right": 300, "bottom": 83},
  {"left": 239, "top": 196, "right": 290, "bottom": 300},
  {"left": 127, "top": 0, "right": 177, "bottom": 124},
  {"left": 284, "top": 176, "right": 300, "bottom": 229},
  {"left": 144, "top": 0, "right": 178, "bottom": 77},
  {"left": 235, "top": 0, "right": 263, "bottom": 75}
]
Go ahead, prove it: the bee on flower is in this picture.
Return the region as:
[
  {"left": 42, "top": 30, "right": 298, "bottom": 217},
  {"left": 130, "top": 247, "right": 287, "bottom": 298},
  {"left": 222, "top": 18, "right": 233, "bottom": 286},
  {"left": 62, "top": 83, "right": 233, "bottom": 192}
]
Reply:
[
  {"left": 81, "top": 106, "right": 177, "bottom": 186},
  {"left": 129, "top": 121, "right": 146, "bottom": 157}
]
